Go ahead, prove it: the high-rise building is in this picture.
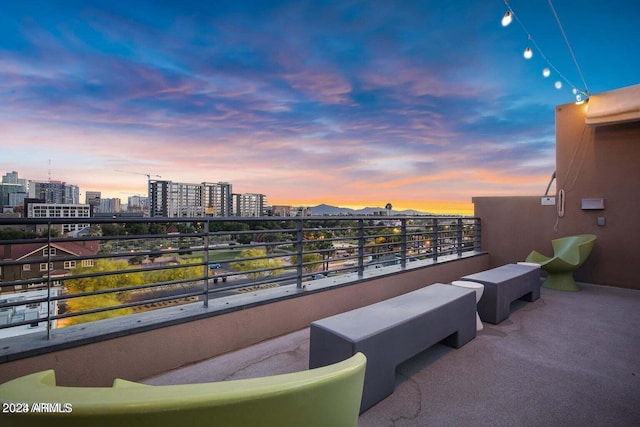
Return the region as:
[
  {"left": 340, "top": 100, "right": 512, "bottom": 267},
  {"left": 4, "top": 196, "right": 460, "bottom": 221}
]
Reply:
[
  {"left": 85, "top": 191, "right": 101, "bottom": 214},
  {"left": 29, "top": 181, "right": 80, "bottom": 204},
  {"left": 271, "top": 205, "right": 293, "bottom": 217},
  {"left": 149, "top": 180, "right": 204, "bottom": 217},
  {"left": 98, "top": 198, "right": 121, "bottom": 213},
  {"left": 233, "top": 193, "right": 266, "bottom": 217},
  {"left": 202, "top": 182, "right": 232, "bottom": 217},
  {"left": 127, "top": 195, "right": 148, "bottom": 214},
  {"left": 0, "top": 171, "right": 28, "bottom": 207},
  {"left": 2, "top": 171, "right": 27, "bottom": 186},
  {"left": 148, "top": 180, "right": 233, "bottom": 218},
  {"left": 85, "top": 191, "right": 101, "bottom": 206}
]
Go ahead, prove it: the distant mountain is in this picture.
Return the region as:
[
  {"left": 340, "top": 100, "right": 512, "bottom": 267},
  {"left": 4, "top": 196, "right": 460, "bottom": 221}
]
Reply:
[
  {"left": 308, "top": 204, "right": 433, "bottom": 216},
  {"left": 309, "top": 204, "right": 356, "bottom": 215}
]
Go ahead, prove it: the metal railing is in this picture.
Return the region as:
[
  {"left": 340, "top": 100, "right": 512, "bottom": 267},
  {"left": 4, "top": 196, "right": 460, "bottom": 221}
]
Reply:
[{"left": 0, "top": 215, "right": 481, "bottom": 338}]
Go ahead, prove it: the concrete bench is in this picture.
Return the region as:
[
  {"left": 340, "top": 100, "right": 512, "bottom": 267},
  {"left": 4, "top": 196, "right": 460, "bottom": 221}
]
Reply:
[
  {"left": 459, "top": 263, "right": 540, "bottom": 324},
  {"left": 309, "top": 283, "right": 476, "bottom": 412}
]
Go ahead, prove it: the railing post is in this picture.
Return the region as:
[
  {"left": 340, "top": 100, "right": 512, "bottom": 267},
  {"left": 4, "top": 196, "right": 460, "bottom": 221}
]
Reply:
[
  {"left": 357, "top": 219, "right": 364, "bottom": 278},
  {"left": 203, "top": 228, "right": 210, "bottom": 308},
  {"left": 457, "top": 218, "right": 463, "bottom": 257},
  {"left": 46, "top": 220, "right": 52, "bottom": 340},
  {"left": 296, "top": 219, "right": 304, "bottom": 289},
  {"left": 433, "top": 218, "right": 439, "bottom": 262},
  {"left": 400, "top": 219, "right": 407, "bottom": 269},
  {"left": 476, "top": 218, "right": 482, "bottom": 251}
]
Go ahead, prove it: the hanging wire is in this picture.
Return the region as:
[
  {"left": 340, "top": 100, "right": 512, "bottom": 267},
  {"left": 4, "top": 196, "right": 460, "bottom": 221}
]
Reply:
[
  {"left": 547, "top": 0, "right": 589, "bottom": 96},
  {"left": 502, "top": 0, "right": 589, "bottom": 99}
]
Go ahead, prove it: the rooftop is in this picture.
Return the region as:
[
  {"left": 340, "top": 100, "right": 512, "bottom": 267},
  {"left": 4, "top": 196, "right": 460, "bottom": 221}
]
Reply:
[{"left": 143, "top": 282, "right": 640, "bottom": 426}]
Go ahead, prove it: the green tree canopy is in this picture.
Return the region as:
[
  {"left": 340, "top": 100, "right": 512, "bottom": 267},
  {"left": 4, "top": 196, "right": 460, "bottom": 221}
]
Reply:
[
  {"left": 230, "top": 248, "right": 284, "bottom": 281},
  {"left": 290, "top": 253, "right": 323, "bottom": 273},
  {"left": 64, "top": 258, "right": 204, "bottom": 326}
]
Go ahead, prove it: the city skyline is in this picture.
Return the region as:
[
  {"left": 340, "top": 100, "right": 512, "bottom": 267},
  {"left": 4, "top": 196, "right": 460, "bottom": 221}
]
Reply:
[
  {"left": 2, "top": 1, "right": 639, "bottom": 215},
  {"left": 2, "top": 170, "right": 414, "bottom": 215}
]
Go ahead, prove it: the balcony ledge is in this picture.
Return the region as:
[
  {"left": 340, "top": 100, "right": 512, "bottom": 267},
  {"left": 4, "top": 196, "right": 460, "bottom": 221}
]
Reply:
[{"left": 0, "top": 252, "right": 485, "bottom": 365}]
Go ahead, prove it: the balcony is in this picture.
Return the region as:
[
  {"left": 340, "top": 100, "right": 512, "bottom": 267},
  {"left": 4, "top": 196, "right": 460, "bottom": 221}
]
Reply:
[
  {"left": 1, "top": 216, "right": 638, "bottom": 425},
  {"left": 143, "top": 283, "right": 640, "bottom": 426},
  {"left": 0, "top": 216, "right": 483, "bottom": 362}
]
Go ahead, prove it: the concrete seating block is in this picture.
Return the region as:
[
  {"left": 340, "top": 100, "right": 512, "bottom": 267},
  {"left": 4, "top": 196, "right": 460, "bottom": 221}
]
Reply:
[
  {"left": 460, "top": 263, "right": 540, "bottom": 324},
  {"left": 309, "top": 283, "right": 476, "bottom": 412}
]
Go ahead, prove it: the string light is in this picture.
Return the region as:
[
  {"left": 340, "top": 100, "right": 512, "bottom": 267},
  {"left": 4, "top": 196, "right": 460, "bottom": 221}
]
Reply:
[
  {"left": 500, "top": 0, "right": 589, "bottom": 102},
  {"left": 501, "top": 11, "right": 513, "bottom": 27}
]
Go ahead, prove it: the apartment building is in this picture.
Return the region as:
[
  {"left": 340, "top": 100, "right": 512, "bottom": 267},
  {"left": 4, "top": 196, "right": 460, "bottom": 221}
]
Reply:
[
  {"left": 202, "top": 182, "right": 232, "bottom": 217},
  {"left": 0, "top": 171, "right": 28, "bottom": 209},
  {"left": 233, "top": 193, "right": 266, "bottom": 217},
  {"left": 29, "top": 180, "right": 80, "bottom": 204},
  {"left": 27, "top": 203, "right": 91, "bottom": 234},
  {"left": 98, "top": 198, "right": 122, "bottom": 213},
  {"left": 85, "top": 191, "right": 101, "bottom": 212},
  {"left": 127, "top": 195, "right": 148, "bottom": 214},
  {"left": 148, "top": 180, "right": 232, "bottom": 217}
]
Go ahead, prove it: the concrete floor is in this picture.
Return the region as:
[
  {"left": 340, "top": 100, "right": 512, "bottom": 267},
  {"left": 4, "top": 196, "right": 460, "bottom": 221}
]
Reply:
[{"left": 143, "top": 283, "right": 640, "bottom": 426}]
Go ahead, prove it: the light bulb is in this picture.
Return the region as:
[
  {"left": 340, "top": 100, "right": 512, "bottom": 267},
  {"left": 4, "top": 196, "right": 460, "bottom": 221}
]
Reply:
[
  {"left": 572, "top": 88, "right": 578, "bottom": 95},
  {"left": 501, "top": 11, "right": 512, "bottom": 27},
  {"left": 555, "top": 81, "right": 562, "bottom": 89},
  {"left": 543, "top": 68, "right": 550, "bottom": 78},
  {"left": 523, "top": 47, "right": 533, "bottom": 59},
  {"left": 576, "top": 94, "right": 583, "bottom": 102}
]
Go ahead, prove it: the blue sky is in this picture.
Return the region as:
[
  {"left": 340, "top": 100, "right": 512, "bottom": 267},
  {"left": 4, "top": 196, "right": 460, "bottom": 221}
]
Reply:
[{"left": 1, "top": 0, "right": 638, "bottom": 214}]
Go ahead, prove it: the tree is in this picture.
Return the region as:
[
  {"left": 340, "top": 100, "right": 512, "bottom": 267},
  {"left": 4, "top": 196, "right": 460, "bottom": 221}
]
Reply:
[
  {"left": 88, "top": 225, "right": 102, "bottom": 236},
  {"left": 64, "top": 258, "right": 204, "bottom": 325},
  {"left": 149, "top": 223, "right": 167, "bottom": 235},
  {"left": 0, "top": 228, "right": 38, "bottom": 239},
  {"left": 100, "top": 223, "right": 124, "bottom": 236},
  {"left": 230, "top": 248, "right": 284, "bottom": 281},
  {"left": 64, "top": 259, "right": 144, "bottom": 325},
  {"left": 145, "top": 259, "right": 202, "bottom": 288},
  {"left": 125, "top": 222, "right": 149, "bottom": 235},
  {"left": 63, "top": 294, "right": 134, "bottom": 325},
  {"left": 290, "top": 253, "right": 323, "bottom": 273}
]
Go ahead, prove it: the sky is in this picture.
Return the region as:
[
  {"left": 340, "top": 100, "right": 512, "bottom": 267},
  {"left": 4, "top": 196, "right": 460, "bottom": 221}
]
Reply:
[{"left": 1, "top": 1, "right": 638, "bottom": 215}]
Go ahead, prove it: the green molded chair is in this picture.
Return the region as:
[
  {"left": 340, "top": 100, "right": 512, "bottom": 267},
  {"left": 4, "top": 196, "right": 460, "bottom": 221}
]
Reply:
[
  {"left": 525, "top": 234, "right": 597, "bottom": 291},
  {"left": 0, "top": 352, "right": 366, "bottom": 427}
]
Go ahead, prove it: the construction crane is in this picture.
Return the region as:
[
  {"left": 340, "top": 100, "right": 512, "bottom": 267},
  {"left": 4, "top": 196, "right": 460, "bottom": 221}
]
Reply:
[
  {"left": 114, "top": 170, "right": 162, "bottom": 180},
  {"left": 114, "top": 171, "right": 160, "bottom": 216},
  {"left": 114, "top": 170, "right": 162, "bottom": 195}
]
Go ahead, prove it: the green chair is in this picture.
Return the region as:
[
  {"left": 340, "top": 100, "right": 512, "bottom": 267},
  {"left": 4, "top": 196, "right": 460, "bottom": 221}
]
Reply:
[
  {"left": 525, "top": 234, "right": 597, "bottom": 291},
  {"left": 0, "top": 352, "right": 366, "bottom": 427}
]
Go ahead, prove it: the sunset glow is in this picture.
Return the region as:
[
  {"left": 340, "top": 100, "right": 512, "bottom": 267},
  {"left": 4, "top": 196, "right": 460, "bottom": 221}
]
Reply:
[{"left": 2, "top": 1, "right": 638, "bottom": 214}]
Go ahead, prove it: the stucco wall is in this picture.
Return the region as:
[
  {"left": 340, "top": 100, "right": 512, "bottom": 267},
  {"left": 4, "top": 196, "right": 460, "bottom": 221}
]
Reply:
[
  {"left": 0, "top": 254, "right": 489, "bottom": 386},
  {"left": 474, "top": 98, "right": 640, "bottom": 289},
  {"left": 472, "top": 196, "right": 557, "bottom": 268}
]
